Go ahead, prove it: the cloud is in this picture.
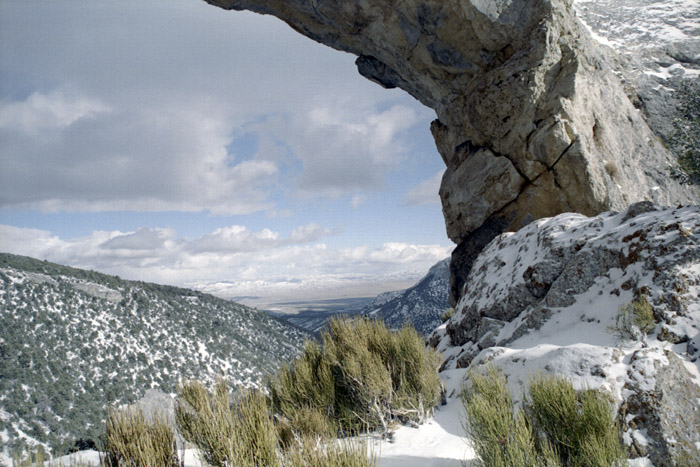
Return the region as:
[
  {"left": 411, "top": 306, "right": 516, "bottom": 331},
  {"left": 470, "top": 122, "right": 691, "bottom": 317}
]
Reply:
[
  {"left": 253, "top": 103, "right": 424, "bottom": 199},
  {"left": 404, "top": 170, "right": 445, "bottom": 206},
  {"left": 0, "top": 90, "right": 110, "bottom": 134},
  {"left": 289, "top": 223, "right": 330, "bottom": 243},
  {"left": 0, "top": 0, "right": 452, "bottom": 303},
  {"left": 0, "top": 224, "right": 451, "bottom": 301},
  {"left": 101, "top": 227, "right": 175, "bottom": 251},
  {"left": 0, "top": 92, "right": 279, "bottom": 214},
  {"left": 0, "top": 1, "right": 434, "bottom": 215},
  {"left": 187, "top": 222, "right": 334, "bottom": 254},
  {"left": 187, "top": 225, "right": 280, "bottom": 254},
  {"left": 351, "top": 194, "right": 367, "bottom": 209}
]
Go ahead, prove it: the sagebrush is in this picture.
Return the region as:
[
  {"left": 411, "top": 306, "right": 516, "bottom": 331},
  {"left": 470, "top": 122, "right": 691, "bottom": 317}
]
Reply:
[
  {"left": 103, "top": 407, "right": 179, "bottom": 467},
  {"left": 175, "top": 378, "right": 374, "bottom": 467},
  {"left": 269, "top": 317, "right": 442, "bottom": 434},
  {"left": 175, "top": 379, "right": 277, "bottom": 467},
  {"left": 462, "top": 366, "right": 625, "bottom": 467},
  {"left": 609, "top": 295, "right": 655, "bottom": 341},
  {"left": 101, "top": 318, "right": 437, "bottom": 466}
]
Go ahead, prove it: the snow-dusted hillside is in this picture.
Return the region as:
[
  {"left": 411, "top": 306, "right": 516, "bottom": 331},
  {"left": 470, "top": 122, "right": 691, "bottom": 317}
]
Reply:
[
  {"left": 273, "top": 259, "right": 450, "bottom": 336},
  {"left": 0, "top": 253, "right": 311, "bottom": 462},
  {"left": 574, "top": 0, "right": 700, "bottom": 138},
  {"left": 362, "top": 258, "right": 450, "bottom": 336},
  {"left": 432, "top": 202, "right": 700, "bottom": 464}
]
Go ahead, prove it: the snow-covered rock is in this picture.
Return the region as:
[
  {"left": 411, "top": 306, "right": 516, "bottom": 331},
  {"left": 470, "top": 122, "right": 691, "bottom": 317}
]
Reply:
[{"left": 432, "top": 202, "right": 700, "bottom": 464}]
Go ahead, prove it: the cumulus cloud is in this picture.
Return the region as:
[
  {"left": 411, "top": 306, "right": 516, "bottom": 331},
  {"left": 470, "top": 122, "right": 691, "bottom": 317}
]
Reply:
[
  {"left": 0, "top": 1, "right": 434, "bottom": 215},
  {"left": 101, "top": 227, "right": 176, "bottom": 251},
  {"left": 186, "top": 223, "right": 333, "bottom": 254},
  {"left": 404, "top": 170, "right": 445, "bottom": 206},
  {"left": 0, "top": 0, "right": 451, "bottom": 303},
  {"left": 252, "top": 102, "right": 424, "bottom": 199},
  {"left": 0, "top": 90, "right": 110, "bottom": 134},
  {"left": 0, "top": 92, "right": 279, "bottom": 214}
]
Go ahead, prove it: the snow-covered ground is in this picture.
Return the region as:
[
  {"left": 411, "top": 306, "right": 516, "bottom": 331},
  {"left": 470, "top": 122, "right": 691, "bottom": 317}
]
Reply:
[{"left": 44, "top": 369, "right": 474, "bottom": 467}]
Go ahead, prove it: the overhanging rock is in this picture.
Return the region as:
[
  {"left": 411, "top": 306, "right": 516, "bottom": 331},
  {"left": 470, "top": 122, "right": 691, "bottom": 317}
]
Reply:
[{"left": 204, "top": 0, "right": 696, "bottom": 301}]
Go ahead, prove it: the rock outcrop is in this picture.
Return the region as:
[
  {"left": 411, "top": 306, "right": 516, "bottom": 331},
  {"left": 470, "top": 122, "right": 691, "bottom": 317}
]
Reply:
[
  {"left": 434, "top": 201, "right": 700, "bottom": 364},
  {"left": 204, "top": 0, "right": 696, "bottom": 304},
  {"left": 430, "top": 202, "right": 700, "bottom": 463}
]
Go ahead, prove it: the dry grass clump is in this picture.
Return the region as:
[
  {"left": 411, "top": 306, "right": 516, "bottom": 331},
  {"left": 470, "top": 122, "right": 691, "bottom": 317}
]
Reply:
[
  {"left": 101, "top": 319, "right": 437, "bottom": 466},
  {"left": 441, "top": 307, "right": 455, "bottom": 323},
  {"left": 609, "top": 295, "right": 655, "bottom": 341},
  {"left": 270, "top": 317, "right": 442, "bottom": 435},
  {"left": 175, "top": 379, "right": 277, "bottom": 467},
  {"left": 527, "top": 374, "right": 626, "bottom": 466},
  {"left": 175, "top": 378, "right": 374, "bottom": 467},
  {"left": 462, "top": 366, "right": 540, "bottom": 467},
  {"left": 281, "top": 435, "right": 374, "bottom": 467},
  {"left": 103, "top": 407, "right": 179, "bottom": 467},
  {"left": 463, "top": 366, "right": 625, "bottom": 467},
  {"left": 12, "top": 445, "right": 46, "bottom": 466}
]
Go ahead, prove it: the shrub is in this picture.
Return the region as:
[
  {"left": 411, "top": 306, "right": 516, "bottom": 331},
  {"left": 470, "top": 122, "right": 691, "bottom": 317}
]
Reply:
[
  {"left": 269, "top": 317, "right": 441, "bottom": 435},
  {"left": 12, "top": 445, "right": 46, "bottom": 467},
  {"left": 440, "top": 308, "right": 455, "bottom": 323},
  {"left": 105, "top": 320, "right": 434, "bottom": 467},
  {"left": 527, "top": 374, "right": 626, "bottom": 467},
  {"left": 175, "top": 379, "right": 278, "bottom": 467},
  {"left": 462, "top": 366, "right": 625, "bottom": 467},
  {"left": 103, "top": 407, "right": 179, "bottom": 467},
  {"left": 462, "top": 366, "right": 541, "bottom": 467},
  {"left": 609, "top": 296, "right": 655, "bottom": 341},
  {"left": 668, "top": 79, "right": 700, "bottom": 185},
  {"left": 282, "top": 435, "right": 374, "bottom": 467},
  {"left": 270, "top": 340, "right": 337, "bottom": 442},
  {"left": 175, "top": 378, "right": 374, "bottom": 466}
]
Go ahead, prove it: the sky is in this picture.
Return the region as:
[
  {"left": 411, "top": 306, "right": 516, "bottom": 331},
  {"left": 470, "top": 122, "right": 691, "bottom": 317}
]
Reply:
[{"left": 0, "top": 0, "right": 453, "bottom": 304}]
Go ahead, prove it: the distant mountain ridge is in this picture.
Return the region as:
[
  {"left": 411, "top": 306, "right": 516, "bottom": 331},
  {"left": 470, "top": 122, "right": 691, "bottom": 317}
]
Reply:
[
  {"left": 0, "top": 253, "right": 311, "bottom": 460},
  {"left": 362, "top": 258, "right": 450, "bottom": 336}
]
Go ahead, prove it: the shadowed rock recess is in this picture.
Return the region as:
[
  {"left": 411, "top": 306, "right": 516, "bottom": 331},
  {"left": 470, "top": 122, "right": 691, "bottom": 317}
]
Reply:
[{"left": 204, "top": 0, "right": 695, "bottom": 303}]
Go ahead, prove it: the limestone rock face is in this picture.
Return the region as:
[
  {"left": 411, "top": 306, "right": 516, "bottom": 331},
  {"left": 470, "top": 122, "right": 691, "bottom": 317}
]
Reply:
[
  {"left": 435, "top": 202, "right": 700, "bottom": 362},
  {"left": 573, "top": 0, "right": 700, "bottom": 142},
  {"left": 622, "top": 349, "right": 700, "bottom": 466}
]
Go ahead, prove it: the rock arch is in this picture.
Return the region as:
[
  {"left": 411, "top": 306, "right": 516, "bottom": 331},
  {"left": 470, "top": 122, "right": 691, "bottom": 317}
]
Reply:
[{"left": 204, "top": 0, "right": 695, "bottom": 302}]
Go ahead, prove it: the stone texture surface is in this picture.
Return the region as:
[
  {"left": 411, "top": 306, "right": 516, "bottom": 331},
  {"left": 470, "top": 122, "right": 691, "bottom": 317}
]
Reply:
[
  {"left": 573, "top": 0, "right": 700, "bottom": 142},
  {"left": 466, "top": 344, "right": 700, "bottom": 465},
  {"left": 437, "top": 202, "right": 700, "bottom": 356},
  {"left": 621, "top": 349, "right": 700, "bottom": 466}
]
